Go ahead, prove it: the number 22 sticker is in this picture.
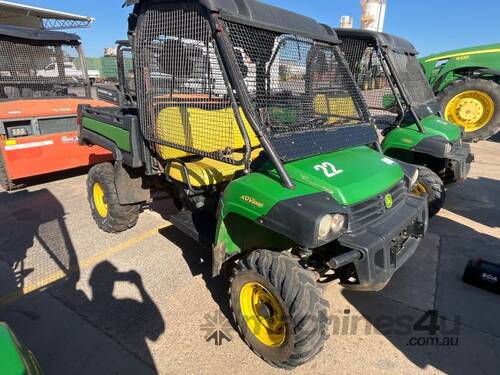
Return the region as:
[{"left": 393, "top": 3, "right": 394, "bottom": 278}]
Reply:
[{"left": 314, "top": 162, "right": 343, "bottom": 178}]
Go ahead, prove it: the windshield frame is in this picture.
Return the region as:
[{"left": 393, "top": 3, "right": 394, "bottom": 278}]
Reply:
[{"left": 219, "top": 17, "right": 378, "bottom": 163}]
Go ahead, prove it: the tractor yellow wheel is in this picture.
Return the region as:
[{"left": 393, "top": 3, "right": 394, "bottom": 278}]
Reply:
[
  {"left": 445, "top": 90, "right": 495, "bottom": 132},
  {"left": 93, "top": 182, "right": 109, "bottom": 218},
  {"left": 240, "top": 282, "right": 286, "bottom": 347}
]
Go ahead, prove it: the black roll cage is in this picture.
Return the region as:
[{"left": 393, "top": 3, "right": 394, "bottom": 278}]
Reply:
[
  {"left": 126, "top": 1, "right": 380, "bottom": 189},
  {"left": 0, "top": 25, "right": 92, "bottom": 99},
  {"left": 335, "top": 29, "right": 434, "bottom": 133}
]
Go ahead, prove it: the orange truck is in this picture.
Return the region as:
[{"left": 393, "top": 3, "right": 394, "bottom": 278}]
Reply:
[{"left": 0, "top": 25, "right": 111, "bottom": 190}]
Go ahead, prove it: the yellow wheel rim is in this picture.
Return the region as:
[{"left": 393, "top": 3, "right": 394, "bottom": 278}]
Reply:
[
  {"left": 445, "top": 90, "right": 495, "bottom": 132},
  {"left": 412, "top": 183, "right": 427, "bottom": 197},
  {"left": 93, "top": 182, "right": 108, "bottom": 218},
  {"left": 240, "top": 282, "right": 286, "bottom": 347}
]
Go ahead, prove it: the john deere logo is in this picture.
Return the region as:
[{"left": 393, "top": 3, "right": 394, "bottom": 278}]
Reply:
[{"left": 385, "top": 194, "right": 393, "bottom": 209}]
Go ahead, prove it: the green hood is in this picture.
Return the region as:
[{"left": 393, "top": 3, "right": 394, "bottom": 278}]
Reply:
[
  {"left": 281, "top": 146, "right": 404, "bottom": 206},
  {"left": 413, "top": 115, "right": 462, "bottom": 141},
  {"left": 220, "top": 146, "right": 405, "bottom": 226},
  {"left": 382, "top": 115, "right": 462, "bottom": 153}
]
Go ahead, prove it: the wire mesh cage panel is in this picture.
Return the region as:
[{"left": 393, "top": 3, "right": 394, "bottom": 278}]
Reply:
[
  {"left": 0, "top": 39, "right": 87, "bottom": 99},
  {"left": 134, "top": 5, "right": 257, "bottom": 165},
  {"left": 339, "top": 37, "right": 405, "bottom": 127},
  {"left": 222, "top": 21, "right": 374, "bottom": 160},
  {"left": 121, "top": 48, "right": 136, "bottom": 96},
  {"left": 387, "top": 50, "right": 436, "bottom": 107}
]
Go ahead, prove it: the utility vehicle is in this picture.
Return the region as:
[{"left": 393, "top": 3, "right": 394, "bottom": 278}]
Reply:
[
  {"left": 337, "top": 29, "right": 474, "bottom": 216},
  {"left": 79, "top": 0, "right": 428, "bottom": 368},
  {"left": 0, "top": 25, "right": 111, "bottom": 191},
  {"left": 421, "top": 43, "right": 500, "bottom": 142},
  {"left": 0, "top": 322, "right": 42, "bottom": 375}
]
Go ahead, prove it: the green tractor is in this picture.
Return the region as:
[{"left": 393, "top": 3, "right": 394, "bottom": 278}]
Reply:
[
  {"left": 336, "top": 29, "right": 474, "bottom": 217},
  {"left": 79, "top": 0, "right": 428, "bottom": 368},
  {"left": 421, "top": 43, "right": 500, "bottom": 142}
]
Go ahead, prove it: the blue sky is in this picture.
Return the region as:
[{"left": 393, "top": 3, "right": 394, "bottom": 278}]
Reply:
[{"left": 15, "top": 0, "right": 500, "bottom": 57}]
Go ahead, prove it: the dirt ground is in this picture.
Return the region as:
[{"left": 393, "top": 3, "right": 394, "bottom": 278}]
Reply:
[{"left": 0, "top": 139, "right": 499, "bottom": 375}]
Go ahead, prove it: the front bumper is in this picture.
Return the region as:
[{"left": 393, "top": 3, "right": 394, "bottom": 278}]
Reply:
[
  {"left": 443, "top": 143, "right": 474, "bottom": 183},
  {"left": 337, "top": 195, "right": 428, "bottom": 291}
]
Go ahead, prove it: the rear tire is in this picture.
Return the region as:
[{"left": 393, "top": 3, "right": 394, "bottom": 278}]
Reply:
[
  {"left": 87, "top": 162, "right": 140, "bottom": 233},
  {"left": 413, "top": 166, "right": 445, "bottom": 218},
  {"left": 439, "top": 78, "right": 500, "bottom": 142},
  {"left": 230, "top": 250, "right": 330, "bottom": 369}
]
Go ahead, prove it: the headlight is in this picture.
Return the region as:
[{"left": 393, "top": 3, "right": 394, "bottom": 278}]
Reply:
[
  {"left": 331, "top": 214, "right": 346, "bottom": 234},
  {"left": 444, "top": 143, "right": 452, "bottom": 155},
  {"left": 318, "top": 214, "right": 347, "bottom": 240},
  {"left": 318, "top": 214, "right": 333, "bottom": 239},
  {"left": 410, "top": 169, "right": 419, "bottom": 188}
]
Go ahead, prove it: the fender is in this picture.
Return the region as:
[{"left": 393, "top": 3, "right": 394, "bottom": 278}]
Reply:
[
  {"left": 411, "top": 136, "right": 450, "bottom": 159},
  {"left": 114, "top": 161, "right": 151, "bottom": 205}
]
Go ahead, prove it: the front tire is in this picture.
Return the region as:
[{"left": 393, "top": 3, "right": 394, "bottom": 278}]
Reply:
[
  {"left": 87, "top": 162, "right": 140, "bottom": 233},
  {"left": 230, "top": 250, "right": 330, "bottom": 369},
  {"left": 439, "top": 78, "right": 500, "bottom": 142},
  {"left": 412, "top": 166, "right": 445, "bottom": 218}
]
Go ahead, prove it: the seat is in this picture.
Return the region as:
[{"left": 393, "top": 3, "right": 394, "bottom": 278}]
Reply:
[
  {"left": 167, "top": 148, "right": 263, "bottom": 187},
  {"left": 314, "top": 94, "right": 358, "bottom": 124},
  {"left": 156, "top": 106, "right": 260, "bottom": 160},
  {"left": 155, "top": 104, "right": 262, "bottom": 187}
]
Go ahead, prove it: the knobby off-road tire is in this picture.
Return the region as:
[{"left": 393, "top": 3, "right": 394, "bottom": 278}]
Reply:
[
  {"left": 87, "top": 162, "right": 140, "bottom": 233},
  {"left": 230, "top": 250, "right": 331, "bottom": 369},
  {"left": 413, "top": 166, "right": 445, "bottom": 218},
  {"left": 439, "top": 78, "right": 500, "bottom": 142}
]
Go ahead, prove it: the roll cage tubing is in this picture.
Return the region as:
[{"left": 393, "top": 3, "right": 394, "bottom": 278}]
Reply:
[
  {"left": 208, "top": 12, "right": 293, "bottom": 187},
  {"left": 116, "top": 41, "right": 133, "bottom": 101},
  {"left": 129, "top": 5, "right": 381, "bottom": 188},
  {"left": 378, "top": 46, "right": 426, "bottom": 133}
]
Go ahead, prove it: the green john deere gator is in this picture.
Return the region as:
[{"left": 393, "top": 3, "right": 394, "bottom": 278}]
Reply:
[
  {"left": 336, "top": 29, "right": 474, "bottom": 217},
  {"left": 0, "top": 322, "right": 42, "bottom": 375},
  {"left": 78, "top": 0, "right": 428, "bottom": 368},
  {"left": 421, "top": 43, "right": 500, "bottom": 142}
]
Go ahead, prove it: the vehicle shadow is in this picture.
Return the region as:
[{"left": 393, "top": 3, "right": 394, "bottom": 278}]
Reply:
[
  {"left": 12, "top": 166, "right": 91, "bottom": 190},
  {"left": 51, "top": 260, "right": 165, "bottom": 373},
  {"left": 0, "top": 189, "right": 163, "bottom": 375},
  {"left": 0, "top": 189, "right": 79, "bottom": 300},
  {"left": 444, "top": 177, "right": 500, "bottom": 228},
  {"left": 157, "top": 226, "right": 235, "bottom": 328},
  {"left": 341, "top": 215, "right": 500, "bottom": 375}
]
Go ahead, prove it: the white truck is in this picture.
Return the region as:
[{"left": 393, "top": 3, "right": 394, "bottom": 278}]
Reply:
[{"left": 37, "top": 62, "right": 100, "bottom": 83}]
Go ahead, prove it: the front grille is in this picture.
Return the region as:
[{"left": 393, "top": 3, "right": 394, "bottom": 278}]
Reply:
[{"left": 348, "top": 180, "right": 406, "bottom": 233}]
